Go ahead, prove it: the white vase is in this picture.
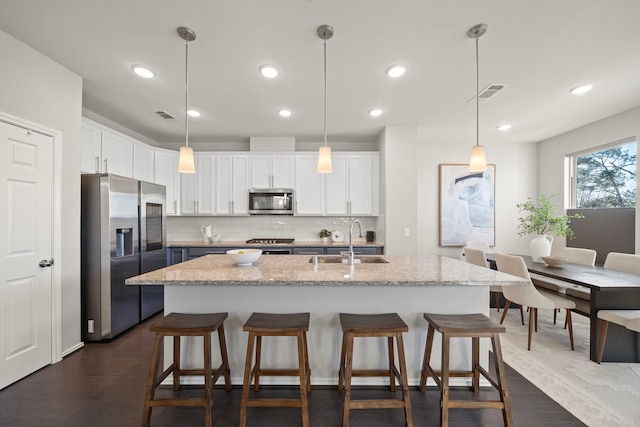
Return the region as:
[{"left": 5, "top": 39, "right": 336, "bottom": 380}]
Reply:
[
  {"left": 321, "top": 237, "right": 328, "bottom": 244},
  {"left": 530, "top": 235, "right": 553, "bottom": 263}
]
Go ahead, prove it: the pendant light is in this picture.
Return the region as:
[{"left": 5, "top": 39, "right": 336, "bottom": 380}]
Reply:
[
  {"left": 317, "top": 25, "right": 334, "bottom": 173},
  {"left": 177, "top": 26, "right": 196, "bottom": 174},
  {"left": 467, "top": 23, "right": 488, "bottom": 173}
]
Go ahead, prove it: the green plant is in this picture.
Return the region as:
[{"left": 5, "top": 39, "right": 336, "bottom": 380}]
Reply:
[
  {"left": 516, "top": 194, "right": 584, "bottom": 238},
  {"left": 317, "top": 229, "right": 331, "bottom": 238}
]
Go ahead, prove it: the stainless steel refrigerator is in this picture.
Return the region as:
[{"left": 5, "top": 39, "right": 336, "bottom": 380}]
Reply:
[
  {"left": 81, "top": 174, "right": 166, "bottom": 341},
  {"left": 139, "top": 180, "right": 166, "bottom": 321}
]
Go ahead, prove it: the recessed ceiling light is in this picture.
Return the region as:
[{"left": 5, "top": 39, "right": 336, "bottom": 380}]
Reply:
[
  {"left": 570, "top": 84, "right": 593, "bottom": 95},
  {"left": 259, "top": 65, "right": 279, "bottom": 78},
  {"left": 131, "top": 65, "right": 155, "bottom": 78},
  {"left": 187, "top": 110, "right": 201, "bottom": 118},
  {"left": 497, "top": 124, "right": 511, "bottom": 131},
  {"left": 278, "top": 109, "right": 292, "bottom": 117},
  {"left": 385, "top": 64, "right": 407, "bottom": 78},
  {"left": 368, "top": 109, "right": 383, "bottom": 117}
]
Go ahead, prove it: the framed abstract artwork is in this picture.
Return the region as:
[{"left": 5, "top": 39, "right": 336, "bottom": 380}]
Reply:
[{"left": 439, "top": 164, "right": 495, "bottom": 247}]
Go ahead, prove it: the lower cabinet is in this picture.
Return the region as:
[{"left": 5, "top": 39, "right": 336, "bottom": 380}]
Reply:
[{"left": 167, "top": 248, "right": 187, "bottom": 265}]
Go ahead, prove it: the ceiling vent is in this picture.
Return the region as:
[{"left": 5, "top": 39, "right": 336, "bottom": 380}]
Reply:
[
  {"left": 469, "top": 84, "right": 506, "bottom": 103},
  {"left": 154, "top": 110, "right": 178, "bottom": 120}
]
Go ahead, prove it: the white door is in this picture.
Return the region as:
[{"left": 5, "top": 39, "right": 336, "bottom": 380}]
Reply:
[{"left": 0, "top": 121, "right": 53, "bottom": 389}]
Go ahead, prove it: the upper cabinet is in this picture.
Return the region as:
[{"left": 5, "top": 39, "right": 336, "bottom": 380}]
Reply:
[
  {"left": 326, "top": 153, "right": 379, "bottom": 216},
  {"left": 154, "top": 148, "right": 180, "bottom": 215},
  {"left": 215, "top": 154, "right": 250, "bottom": 215},
  {"left": 180, "top": 153, "right": 216, "bottom": 215},
  {"left": 133, "top": 142, "right": 155, "bottom": 182},
  {"left": 80, "top": 119, "right": 133, "bottom": 177},
  {"left": 295, "top": 152, "right": 379, "bottom": 216},
  {"left": 250, "top": 154, "right": 295, "bottom": 189}
]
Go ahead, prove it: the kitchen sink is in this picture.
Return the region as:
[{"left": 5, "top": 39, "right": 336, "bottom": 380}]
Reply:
[{"left": 309, "top": 256, "right": 389, "bottom": 264}]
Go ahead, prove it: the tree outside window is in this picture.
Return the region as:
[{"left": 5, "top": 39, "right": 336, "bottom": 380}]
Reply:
[{"left": 575, "top": 141, "right": 636, "bottom": 208}]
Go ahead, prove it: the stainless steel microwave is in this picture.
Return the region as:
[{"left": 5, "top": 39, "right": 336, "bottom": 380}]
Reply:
[{"left": 248, "top": 189, "right": 294, "bottom": 215}]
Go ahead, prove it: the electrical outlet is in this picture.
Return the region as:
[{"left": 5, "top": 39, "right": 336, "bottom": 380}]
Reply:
[
  {"left": 88, "top": 319, "right": 94, "bottom": 334},
  {"left": 403, "top": 228, "right": 410, "bottom": 237}
]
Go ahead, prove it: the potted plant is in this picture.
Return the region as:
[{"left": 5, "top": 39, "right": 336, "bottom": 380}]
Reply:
[
  {"left": 516, "top": 194, "right": 584, "bottom": 262},
  {"left": 317, "top": 229, "right": 331, "bottom": 243}
]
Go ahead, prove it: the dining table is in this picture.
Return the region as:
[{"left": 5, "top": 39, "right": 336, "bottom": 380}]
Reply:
[{"left": 488, "top": 254, "right": 640, "bottom": 363}]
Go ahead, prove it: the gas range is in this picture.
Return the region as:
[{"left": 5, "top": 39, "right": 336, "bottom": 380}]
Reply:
[{"left": 245, "top": 238, "right": 295, "bottom": 244}]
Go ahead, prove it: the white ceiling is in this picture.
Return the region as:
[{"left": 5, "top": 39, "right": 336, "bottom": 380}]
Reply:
[{"left": 1, "top": 0, "right": 640, "bottom": 147}]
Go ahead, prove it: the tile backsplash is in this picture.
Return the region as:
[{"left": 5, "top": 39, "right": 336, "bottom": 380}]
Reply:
[{"left": 167, "top": 216, "right": 381, "bottom": 243}]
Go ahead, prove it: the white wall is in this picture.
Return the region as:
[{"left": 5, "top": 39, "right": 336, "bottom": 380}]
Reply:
[
  {"left": 537, "top": 106, "right": 640, "bottom": 254},
  {"left": 0, "top": 30, "right": 83, "bottom": 355},
  {"left": 411, "top": 127, "right": 538, "bottom": 258}
]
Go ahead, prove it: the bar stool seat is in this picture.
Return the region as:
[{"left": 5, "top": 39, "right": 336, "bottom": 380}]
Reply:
[
  {"left": 338, "top": 313, "right": 413, "bottom": 427},
  {"left": 419, "top": 312, "right": 513, "bottom": 427},
  {"left": 239, "top": 312, "right": 311, "bottom": 427},
  {"left": 141, "top": 312, "right": 232, "bottom": 427}
]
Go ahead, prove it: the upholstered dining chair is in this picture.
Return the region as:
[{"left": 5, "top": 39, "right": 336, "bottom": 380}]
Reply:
[
  {"left": 530, "top": 247, "right": 597, "bottom": 326},
  {"left": 595, "top": 252, "right": 640, "bottom": 363},
  {"left": 463, "top": 246, "right": 505, "bottom": 313},
  {"left": 494, "top": 253, "right": 575, "bottom": 351}
]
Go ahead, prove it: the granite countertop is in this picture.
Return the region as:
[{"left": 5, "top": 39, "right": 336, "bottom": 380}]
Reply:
[
  {"left": 167, "top": 240, "right": 384, "bottom": 248},
  {"left": 126, "top": 254, "right": 527, "bottom": 287}
]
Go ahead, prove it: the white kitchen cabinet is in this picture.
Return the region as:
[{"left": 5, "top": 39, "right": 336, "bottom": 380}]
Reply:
[
  {"left": 215, "top": 154, "right": 249, "bottom": 215},
  {"left": 80, "top": 119, "right": 134, "bottom": 177},
  {"left": 154, "top": 149, "right": 180, "bottom": 215},
  {"left": 294, "top": 154, "right": 325, "bottom": 215},
  {"left": 326, "top": 153, "right": 379, "bottom": 216},
  {"left": 133, "top": 142, "right": 155, "bottom": 182},
  {"left": 180, "top": 153, "right": 216, "bottom": 215},
  {"left": 250, "top": 154, "right": 295, "bottom": 189},
  {"left": 80, "top": 121, "right": 102, "bottom": 173},
  {"left": 296, "top": 152, "right": 378, "bottom": 216}
]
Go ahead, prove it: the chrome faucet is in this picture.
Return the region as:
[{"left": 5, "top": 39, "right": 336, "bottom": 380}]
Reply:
[{"left": 348, "top": 219, "right": 364, "bottom": 265}]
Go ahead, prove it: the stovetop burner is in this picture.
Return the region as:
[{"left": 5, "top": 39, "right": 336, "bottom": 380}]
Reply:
[{"left": 246, "top": 238, "right": 295, "bottom": 244}]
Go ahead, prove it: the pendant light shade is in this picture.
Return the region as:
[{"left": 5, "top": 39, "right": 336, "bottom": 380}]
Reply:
[
  {"left": 177, "top": 26, "right": 196, "bottom": 174},
  {"left": 317, "top": 25, "right": 334, "bottom": 174},
  {"left": 467, "top": 23, "right": 488, "bottom": 173}
]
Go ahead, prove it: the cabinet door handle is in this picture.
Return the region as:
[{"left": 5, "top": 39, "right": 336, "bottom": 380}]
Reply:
[
  {"left": 174, "top": 200, "right": 177, "bottom": 212},
  {"left": 194, "top": 201, "right": 197, "bottom": 213},
  {"left": 95, "top": 156, "right": 100, "bottom": 173},
  {"left": 232, "top": 200, "right": 235, "bottom": 213},
  {"left": 103, "top": 158, "right": 108, "bottom": 173}
]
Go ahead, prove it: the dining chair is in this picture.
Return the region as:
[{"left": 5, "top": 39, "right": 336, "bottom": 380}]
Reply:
[
  {"left": 494, "top": 253, "right": 575, "bottom": 351},
  {"left": 463, "top": 246, "right": 505, "bottom": 313},
  {"left": 531, "top": 247, "right": 597, "bottom": 325},
  {"left": 595, "top": 252, "right": 640, "bottom": 363}
]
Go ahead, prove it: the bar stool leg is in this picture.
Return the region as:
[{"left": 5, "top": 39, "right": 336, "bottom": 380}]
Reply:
[
  {"left": 173, "top": 335, "right": 181, "bottom": 391},
  {"left": 297, "top": 332, "right": 310, "bottom": 427},
  {"left": 342, "top": 333, "right": 355, "bottom": 427},
  {"left": 217, "top": 323, "right": 232, "bottom": 391},
  {"left": 440, "top": 332, "right": 451, "bottom": 427},
  {"left": 253, "top": 335, "right": 262, "bottom": 391},
  {"left": 419, "top": 325, "right": 435, "bottom": 392},
  {"left": 395, "top": 332, "right": 413, "bottom": 427},
  {"left": 203, "top": 332, "right": 213, "bottom": 427},
  {"left": 239, "top": 332, "right": 256, "bottom": 427},
  {"left": 491, "top": 333, "right": 514, "bottom": 427},
  {"left": 387, "top": 336, "right": 396, "bottom": 392},
  {"left": 303, "top": 331, "right": 312, "bottom": 392},
  {"left": 338, "top": 332, "right": 348, "bottom": 392},
  {"left": 472, "top": 337, "right": 480, "bottom": 392},
  {"left": 141, "top": 333, "right": 163, "bottom": 427}
]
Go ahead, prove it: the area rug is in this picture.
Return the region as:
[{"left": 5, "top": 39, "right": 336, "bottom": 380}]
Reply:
[{"left": 491, "top": 308, "right": 640, "bottom": 427}]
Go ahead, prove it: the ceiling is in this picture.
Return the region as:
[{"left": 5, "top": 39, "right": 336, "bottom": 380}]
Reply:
[{"left": 1, "top": 0, "right": 640, "bottom": 148}]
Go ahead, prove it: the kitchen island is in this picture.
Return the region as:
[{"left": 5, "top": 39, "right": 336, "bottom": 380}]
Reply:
[{"left": 126, "top": 254, "right": 526, "bottom": 386}]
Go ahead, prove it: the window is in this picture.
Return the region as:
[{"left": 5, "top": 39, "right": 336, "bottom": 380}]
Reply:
[{"left": 571, "top": 139, "right": 636, "bottom": 208}]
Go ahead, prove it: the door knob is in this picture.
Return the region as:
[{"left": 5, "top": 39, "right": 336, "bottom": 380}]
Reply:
[{"left": 39, "top": 259, "right": 54, "bottom": 268}]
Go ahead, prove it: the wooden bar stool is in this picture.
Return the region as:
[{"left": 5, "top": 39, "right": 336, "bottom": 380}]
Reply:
[
  {"left": 239, "top": 312, "right": 311, "bottom": 427},
  {"left": 338, "top": 313, "right": 413, "bottom": 427},
  {"left": 141, "top": 312, "right": 232, "bottom": 427},
  {"left": 419, "top": 312, "right": 513, "bottom": 427}
]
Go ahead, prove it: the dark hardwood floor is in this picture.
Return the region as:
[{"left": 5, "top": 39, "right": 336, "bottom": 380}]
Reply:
[{"left": 0, "top": 313, "right": 585, "bottom": 426}]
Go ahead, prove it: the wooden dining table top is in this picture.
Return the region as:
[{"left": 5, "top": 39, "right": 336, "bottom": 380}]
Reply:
[{"left": 487, "top": 254, "right": 640, "bottom": 291}]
